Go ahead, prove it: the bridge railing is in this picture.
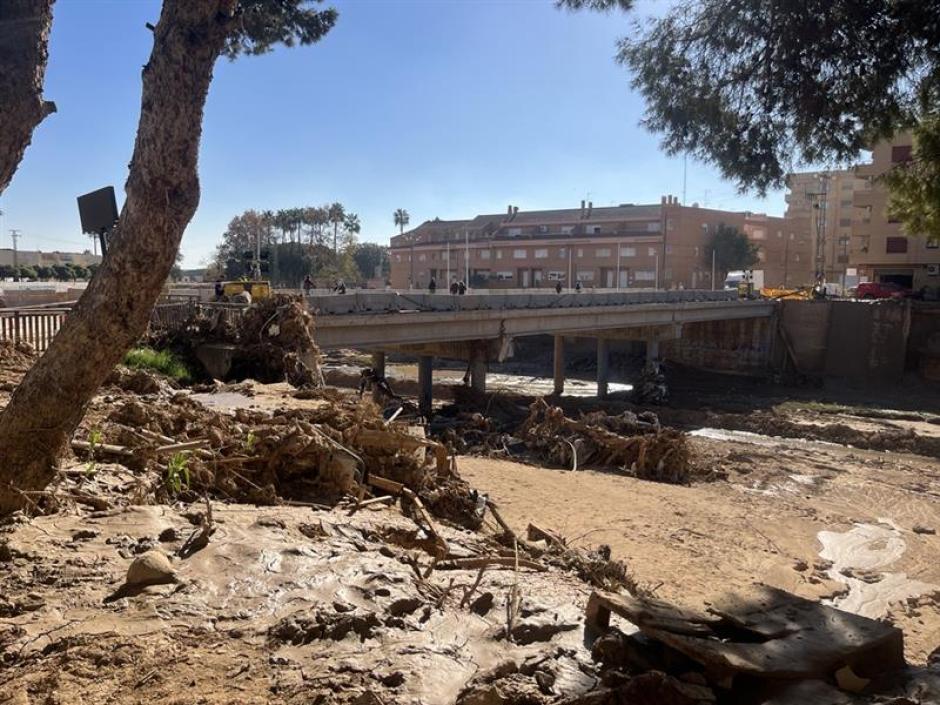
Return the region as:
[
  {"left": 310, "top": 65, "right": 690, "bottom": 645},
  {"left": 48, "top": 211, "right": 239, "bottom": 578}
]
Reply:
[
  {"left": 305, "top": 288, "right": 738, "bottom": 316},
  {"left": 0, "top": 308, "right": 70, "bottom": 352}
]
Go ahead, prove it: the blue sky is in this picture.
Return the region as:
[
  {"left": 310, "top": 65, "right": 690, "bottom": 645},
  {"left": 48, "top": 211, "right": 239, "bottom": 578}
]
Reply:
[{"left": 1, "top": 0, "right": 787, "bottom": 268}]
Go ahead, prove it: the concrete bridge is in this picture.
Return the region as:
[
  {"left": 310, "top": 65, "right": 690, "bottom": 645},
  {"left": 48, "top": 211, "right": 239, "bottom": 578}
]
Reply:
[{"left": 306, "top": 289, "right": 775, "bottom": 413}]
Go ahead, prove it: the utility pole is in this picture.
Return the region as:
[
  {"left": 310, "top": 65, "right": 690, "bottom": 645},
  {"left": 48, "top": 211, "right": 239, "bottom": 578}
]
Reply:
[
  {"left": 10, "top": 229, "right": 21, "bottom": 278},
  {"left": 465, "top": 230, "right": 470, "bottom": 289},
  {"left": 807, "top": 173, "right": 830, "bottom": 283}
]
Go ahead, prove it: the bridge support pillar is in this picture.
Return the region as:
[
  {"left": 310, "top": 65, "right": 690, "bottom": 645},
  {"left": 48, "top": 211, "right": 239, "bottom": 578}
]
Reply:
[
  {"left": 418, "top": 355, "right": 433, "bottom": 417},
  {"left": 371, "top": 351, "right": 386, "bottom": 403},
  {"left": 646, "top": 339, "right": 660, "bottom": 363},
  {"left": 469, "top": 351, "right": 487, "bottom": 393},
  {"left": 597, "top": 338, "right": 609, "bottom": 399},
  {"left": 553, "top": 335, "right": 565, "bottom": 395}
]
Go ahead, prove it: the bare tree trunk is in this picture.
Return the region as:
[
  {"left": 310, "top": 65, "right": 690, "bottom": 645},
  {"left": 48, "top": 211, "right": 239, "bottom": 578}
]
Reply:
[
  {"left": 0, "top": 0, "right": 235, "bottom": 514},
  {"left": 0, "top": 0, "right": 56, "bottom": 195}
]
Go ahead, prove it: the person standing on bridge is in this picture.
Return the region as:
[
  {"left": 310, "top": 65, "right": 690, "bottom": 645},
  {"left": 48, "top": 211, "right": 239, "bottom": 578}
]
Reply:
[
  {"left": 302, "top": 274, "right": 314, "bottom": 296},
  {"left": 457, "top": 280, "right": 467, "bottom": 295},
  {"left": 214, "top": 278, "right": 224, "bottom": 300},
  {"left": 428, "top": 276, "right": 437, "bottom": 294},
  {"left": 575, "top": 280, "right": 582, "bottom": 293},
  {"left": 555, "top": 281, "right": 562, "bottom": 294}
]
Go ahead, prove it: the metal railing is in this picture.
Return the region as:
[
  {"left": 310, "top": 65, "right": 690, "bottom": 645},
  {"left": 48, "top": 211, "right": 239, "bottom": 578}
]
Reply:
[{"left": 0, "top": 308, "right": 70, "bottom": 352}]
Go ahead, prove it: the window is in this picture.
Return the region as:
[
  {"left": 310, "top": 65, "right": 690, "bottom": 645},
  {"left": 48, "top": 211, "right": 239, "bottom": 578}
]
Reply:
[
  {"left": 648, "top": 247, "right": 657, "bottom": 257},
  {"left": 886, "top": 236, "right": 908, "bottom": 253},
  {"left": 480, "top": 250, "right": 491, "bottom": 260},
  {"left": 634, "top": 270, "right": 656, "bottom": 282},
  {"left": 595, "top": 248, "right": 611, "bottom": 257},
  {"left": 577, "top": 248, "right": 584, "bottom": 258},
  {"left": 559, "top": 248, "right": 566, "bottom": 258},
  {"left": 495, "top": 271, "right": 513, "bottom": 280},
  {"left": 513, "top": 249, "right": 527, "bottom": 259},
  {"left": 839, "top": 218, "right": 852, "bottom": 227},
  {"left": 561, "top": 226, "right": 575, "bottom": 235},
  {"left": 496, "top": 250, "right": 503, "bottom": 259},
  {"left": 750, "top": 228, "right": 766, "bottom": 240},
  {"left": 534, "top": 249, "right": 548, "bottom": 259},
  {"left": 537, "top": 225, "right": 549, "bottom": 234},
  {"left": 891, "top": 145, "right": 913, "bottom": 164},
  {"left": 507, "top": 227, "right": 522, "bottom": 237},
  {"left": 576, "top": 270, "right": 595, "bottom": 281},
  {"left": 395, "top": 254, "right": 401, "bottom": 262},
  {"left": 588, "top": 226, "right": 601, "bottom": 234},
  {"left": 647, "top": 221, "right": 661, "bottom": 232},
  {"left": 418, "top": 253, "right": 426, "bottom": 262},
  {"left": 547, "top": 271, "right": 567, "bottom": 281},
  {"left": 927, "top": 239, "right": 939, "bottom": 249},
  {"left": 620, "top": 246, "right": 635, "bottom": 257}
]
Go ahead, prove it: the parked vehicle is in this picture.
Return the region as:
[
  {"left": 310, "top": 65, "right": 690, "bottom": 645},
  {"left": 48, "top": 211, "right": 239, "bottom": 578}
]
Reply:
[{"left": 855, "top": 281, "right": 910, "bottom": 299}]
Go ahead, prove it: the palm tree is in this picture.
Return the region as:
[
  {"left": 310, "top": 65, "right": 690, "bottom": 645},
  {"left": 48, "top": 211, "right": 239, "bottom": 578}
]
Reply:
[
  {"left": 393, "top": 208, "right": 410, "bottom": 235},
  {"left": 328, "top": 202, "right": 345, "bottom": 255}
]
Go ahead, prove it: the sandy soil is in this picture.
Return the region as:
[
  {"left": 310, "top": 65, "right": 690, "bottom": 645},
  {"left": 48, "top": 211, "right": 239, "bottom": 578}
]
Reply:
[{"left": 459, "top": 436, "right": 940, "bottom": 664}]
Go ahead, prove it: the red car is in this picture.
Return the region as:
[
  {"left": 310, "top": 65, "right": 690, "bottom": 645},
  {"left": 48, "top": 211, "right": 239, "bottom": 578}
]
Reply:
[{"left": 855, "top": 281, "right": 910, "bottom": 299}]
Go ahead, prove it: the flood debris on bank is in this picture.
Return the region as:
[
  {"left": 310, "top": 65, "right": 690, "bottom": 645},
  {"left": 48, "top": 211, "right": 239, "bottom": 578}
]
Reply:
[
  {"left": 435, "top": 398, "right": 699, "bottom": 485},
  {"left": 148, "top": 294, "right": 324, "bottom": 387}
]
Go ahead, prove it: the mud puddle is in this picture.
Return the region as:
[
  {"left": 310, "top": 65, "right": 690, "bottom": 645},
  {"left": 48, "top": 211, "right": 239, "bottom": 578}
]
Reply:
[{"left": 818, "top": 521, "right": 936, "bottom": 619}]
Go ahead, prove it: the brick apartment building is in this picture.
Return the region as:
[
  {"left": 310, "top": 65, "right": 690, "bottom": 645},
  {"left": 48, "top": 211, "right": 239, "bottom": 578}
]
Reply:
[
  {"left": 785, "top": 168, "right": 866, "bottom": 288},
  {"left": 389, "top": 197, "right": 813, "bottom": 291},
  {"left": 851, "top": 133, "right": 940, "bottom": 291}
]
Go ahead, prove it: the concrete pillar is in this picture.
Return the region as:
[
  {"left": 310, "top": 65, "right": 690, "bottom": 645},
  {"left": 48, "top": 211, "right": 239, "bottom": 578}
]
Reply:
[
  {"left": 596, "top": 338, "right": 609, "bottom": 399},
  {"left": 469, "top": 352, "right": 487, "bottom": 393},
  {"left": 646, "top": 339, "right": 660, "bottom": 363},
  {"left": 418, "top": 355, "right": 433, "bottom": 417},
  {"left": 371, "top": 351, "right": 386, "bottom": 377},
  {"left": 553, "top": 335, "right": 565, "bottom": 395},
  {"left": 371, "top": 351, "right": 386, "bottom": 403}
]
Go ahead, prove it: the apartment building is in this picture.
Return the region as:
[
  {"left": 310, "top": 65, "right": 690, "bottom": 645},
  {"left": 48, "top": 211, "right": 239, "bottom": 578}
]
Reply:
[
  {"left": 851, "top": 133, "right": 940, "bottom": 291},
  {"left": 785, "top": 169, "right": 866, "bottom": 287},
  {"left": 389, "top": 198, "right": 812, "bottom": 291}
]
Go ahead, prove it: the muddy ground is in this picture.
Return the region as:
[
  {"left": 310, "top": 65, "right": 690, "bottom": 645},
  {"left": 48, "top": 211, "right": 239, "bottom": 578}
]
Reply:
[{"left": 2, "top": 341, "right": 940, "bottom": 703}]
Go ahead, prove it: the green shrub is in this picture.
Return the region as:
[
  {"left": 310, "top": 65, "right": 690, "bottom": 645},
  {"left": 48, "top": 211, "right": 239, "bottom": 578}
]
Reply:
[{"left": 123, "top": 347, "right": 192, "bottom": 382}]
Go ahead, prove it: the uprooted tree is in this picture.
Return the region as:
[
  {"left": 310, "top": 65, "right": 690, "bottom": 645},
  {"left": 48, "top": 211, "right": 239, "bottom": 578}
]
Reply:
[
  {"left": 0, "top": 0, "right": 56, "bottom": 195},
  {"left": 0, "top": 0, "right": 337, "bottom": 514}
]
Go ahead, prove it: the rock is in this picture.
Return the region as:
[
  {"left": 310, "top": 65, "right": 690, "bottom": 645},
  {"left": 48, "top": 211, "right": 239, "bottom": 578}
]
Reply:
[
  {"left": 913, "top": 525, "right": 936, "bottom": 535},
  {"left": 533, "top": 669, "right": 555, "bottom": 694},
  {"left": 381, "top": 671, "right": 405, "bottom": 687},
  {"left": 793, "top": 559, "right": 809, "bottom": 572},
  {"left": 158, "top": 527, "right": 180, "bottom": 542},
  {"left": 470, "top": 591, "right": 495, "bottom": 616},
  {"left": 126, "top": 550, "right": 176, "bottom": 586},
  {"left": 388, "top": 597, "right": 423, "bottom": 617},
  {"left": 72, "top": 529, "right": 98, "bottom": 541},
  {"left": 508, "top": 616, "right": 579, "bottom": 645}
]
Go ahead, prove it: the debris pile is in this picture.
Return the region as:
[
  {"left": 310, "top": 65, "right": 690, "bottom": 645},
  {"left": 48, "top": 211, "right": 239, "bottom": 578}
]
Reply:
[
  {"left": 148, "top": 294, "right": 323, "bottom": 387},
  {"left": 0, "top": 339, "right": 35, "bottom": 390},
  {"left": 70, "top": 392, "right": 481, "bottom": 527},
  {"left": 518, "top": 399, "right": 693, "bottom": 483},
  {"left": 632, "top": 360, "right": 668, "bottom": 404}
]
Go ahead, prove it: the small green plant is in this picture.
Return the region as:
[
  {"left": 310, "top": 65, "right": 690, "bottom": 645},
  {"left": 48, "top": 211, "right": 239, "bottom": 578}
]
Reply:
[
  {"left": 244, "top": 430, "right": 257, "bottom": 453},
  {"left": 85, "top": 428, "right": 104, "bottom": 476},
  {"left": 165, "top": 452, "right": 191, "bottom": 495},
  {"left": 123, "top": 347, "right": 192, "bottom": 383}
]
